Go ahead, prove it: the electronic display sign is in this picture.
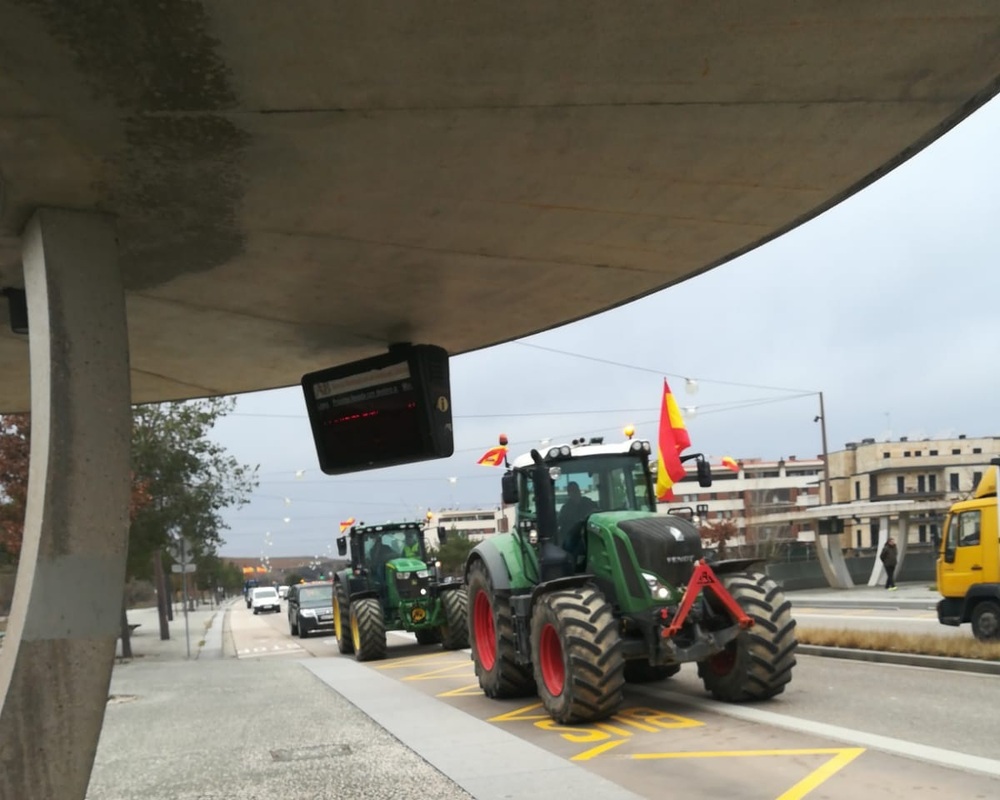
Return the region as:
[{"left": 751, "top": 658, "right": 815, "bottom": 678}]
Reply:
[{"left": 301, "top": 344, "right": 453, "bottom": 475}]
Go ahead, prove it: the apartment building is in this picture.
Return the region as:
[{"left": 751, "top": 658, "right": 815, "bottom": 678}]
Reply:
[{"left": 423, "top": 507, "right": 514, "bottom": 549}]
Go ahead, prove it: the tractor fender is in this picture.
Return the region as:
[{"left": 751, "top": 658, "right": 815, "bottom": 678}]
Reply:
[
  {"left": 436, "top": 581, "right": 465, "bottom": 594},
  {"left": 530, "top": 574, "right": 595, "bottom": 605},
  {"left": 347, "top": 587, "right": 380, "bottom": 603},
  {"left": 465, "top": 540, "right": 511, "bottom": 592}
]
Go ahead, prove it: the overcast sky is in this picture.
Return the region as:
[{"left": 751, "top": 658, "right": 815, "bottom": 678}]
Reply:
[{"left": 212, "top": 95, "right": 1000, "bottom": 559}]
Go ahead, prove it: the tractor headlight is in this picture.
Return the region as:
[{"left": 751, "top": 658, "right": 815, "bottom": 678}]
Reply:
[
  {"left": 397, "top": 572, "right": 412, "bottom": 580},
  {"left": 416, "top": 570, "right": 430, "bottom": 578},
  {"left": 548, "top": 466, "right": 562, "bottom": 480},
  {"left": 642, "top": 572, "right": 671, "bottom": 601}
]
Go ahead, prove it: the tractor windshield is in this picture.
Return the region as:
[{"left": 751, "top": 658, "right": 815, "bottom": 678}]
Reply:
[{"left": 362, "top": 529, "right": 425, "bottom": 569}]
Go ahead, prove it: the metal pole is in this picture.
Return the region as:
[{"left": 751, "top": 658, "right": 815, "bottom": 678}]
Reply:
[
  {"left": 180, "top": 538, "right": 191, "bottom": 660},
  {"left": 819, "top": 392, "right": 832, "bottom": 505}
]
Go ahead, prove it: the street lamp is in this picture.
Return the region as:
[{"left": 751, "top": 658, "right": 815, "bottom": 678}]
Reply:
[{"left": 813, "top": 391, "right": 832, "bottom": 505}]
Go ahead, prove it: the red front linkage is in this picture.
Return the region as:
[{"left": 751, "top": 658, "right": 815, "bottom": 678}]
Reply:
[{"left": 660, "top": 559, "right": 754, "bottom": 638}]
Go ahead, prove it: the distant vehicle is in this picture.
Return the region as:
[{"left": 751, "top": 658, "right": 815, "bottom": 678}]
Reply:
[
  {"left": 278, "top": 585, "right": 290, "bottom": 599},
  {"left": 251, "top": 586, "right": 281, "bottom": 615},
  {"left": 243, "top": 578, "right": 260, "bottom": 608},
  {"left": 938, "top": 458, "right": 1000, "bottom": 640},
  {"left": 287, "top": 582, "right": 334, "bottom": 638}
]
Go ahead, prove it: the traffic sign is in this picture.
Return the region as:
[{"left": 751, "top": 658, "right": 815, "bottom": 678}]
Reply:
[
  {"left": 166, "top": 535, "right": 194, "bottom": 565},
  {"left": 171, "top": 564, "right": 196, "bottom": 574}
]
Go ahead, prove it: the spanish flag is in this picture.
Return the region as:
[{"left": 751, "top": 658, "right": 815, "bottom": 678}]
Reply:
[
  {"left": 477, "top": 445, "right": 508, "bottom": 467},
  {"left": 656, "top": 379, "right": 691, "bottom": 501},
  {"left": 339, "top": 517, "right": 356, "bottom": 533},
  {"left": 721, "top": 456, "right": 741, "bottom": 473}
]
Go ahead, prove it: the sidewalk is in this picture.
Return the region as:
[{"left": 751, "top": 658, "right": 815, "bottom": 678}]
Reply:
[
  {"left": 786, "top": 580, "right": 940, "bottom": 610},
  {"left": 117, "top": 601, "right": 227, "bottom": 661}
]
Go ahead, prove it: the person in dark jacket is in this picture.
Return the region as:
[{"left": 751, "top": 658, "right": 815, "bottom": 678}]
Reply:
[{"left": 880, "top": 537, "right": 899, "bottom": 591}]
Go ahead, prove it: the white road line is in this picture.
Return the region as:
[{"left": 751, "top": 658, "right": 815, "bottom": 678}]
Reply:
[{"left": 632, "top": 685, "right": 1000, "bottom": 779}]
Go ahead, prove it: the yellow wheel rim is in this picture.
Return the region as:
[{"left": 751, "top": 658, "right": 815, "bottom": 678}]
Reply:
[
  {"left": 351, "top": 608, "right": 361, "bottom": 651},
  {"left": 334, "top": 596, "right": 343, "bottom": 638}
]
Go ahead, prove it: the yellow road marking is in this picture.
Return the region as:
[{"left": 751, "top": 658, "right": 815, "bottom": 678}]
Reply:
[
  {"left": 375, "top": 653, "right": 458, "bottom": 670},
  {"left": 404, "top": 662, "right": 475, "bottom": 681},
  {"left": 572, "top": 739, "right": 627, "bottom": 761},
  {"left": 633, "top": 747, "right": 865, "bottom": 800},
  {"left": 437, "top": 683, "right": 483, "bottom": 697},
  {"left": 488, "top": 703, "right": 549, "bottom": 723}
]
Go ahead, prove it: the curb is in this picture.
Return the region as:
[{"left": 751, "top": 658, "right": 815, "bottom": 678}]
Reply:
[{"left": 798, "top": 644, "right": 1000, "bottom": 676}]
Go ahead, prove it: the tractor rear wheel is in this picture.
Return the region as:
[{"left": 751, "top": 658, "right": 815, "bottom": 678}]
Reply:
[
  {"left": 415, "top": 628, "right": 442, "bottom": 645},
  {"left": 530, "top": 586, "right": 625, "bottom": 724},
  {"left": 624, "top": 660, "right": 680, "bottom": 683},
  {"left": 350, "top": 598, "right": 386, "bottom": 662},
  {"left": 467, "top": 560, "right": 535, "bottom": 698},
  {"left": 334, "top": 581, "right": 354, "bottom": 655},
  {"left": 698, "top": 572, "right": 797, "bottom": 702},
  {"left": 440, "top": 587, "right": 469, "bottom": 650}
]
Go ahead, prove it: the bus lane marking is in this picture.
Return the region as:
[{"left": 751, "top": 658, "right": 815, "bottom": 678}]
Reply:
[
  {"left": 632, "top": 747, "right": 865, "bottom": 800},
  {"left": 403, "top": 662, "right": 475, "bottom": 681}
]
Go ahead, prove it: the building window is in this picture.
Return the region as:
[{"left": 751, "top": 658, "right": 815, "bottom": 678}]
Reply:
[
  {"left": 917, "top": 475, "right": 925, "bottom": 493},
  {"left": 929, "top": 474, "right": 937, "bottom": 492},
  {"left": 883, "top": 452, "right": 890, "bottom": 459},
  {"left": 930, "top": 450, "right": 938, "bottom": 456},
  {"left": 973, "top": 471, "right": 983, "bottom": 488},
  {"left": 950, "top": 473, "right": 959, "bottom": 491},
  {"left": 903, "top": 451, "right": 911, "bottom": 457},
  {"left": 952, "top": 449, "right": 961, "bottom": 455},
  {"left": 915, "top": 450, "right": 922, "bottom": 457},
  {"left": 973, "top": 447, "right": 983, "bottom": 454},
  {"left": 854, "top": 480, "right": 860, "bottom": 500},
  {"left": 918, "top": 524, "right": 927, "bottom": 543},
  {"left": 896, "top": 476, "right": 904, "bottom": 494}
]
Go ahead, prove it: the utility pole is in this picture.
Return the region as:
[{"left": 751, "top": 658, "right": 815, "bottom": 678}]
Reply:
[{"left": 818, "top": 392, "right": 832, "bottom": 505}]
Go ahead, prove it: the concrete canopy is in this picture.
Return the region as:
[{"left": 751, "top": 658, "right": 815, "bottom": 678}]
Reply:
[{"left": 1, "top": 3, "right": 999, "bottom": 411}]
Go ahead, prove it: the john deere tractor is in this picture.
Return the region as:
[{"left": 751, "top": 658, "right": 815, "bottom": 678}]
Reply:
[
  {"left": 334, "top": 521, "right": 468, "bottom": 661},
  {"left": 465, "top": 436, "right": 797, "bottom": 724}
]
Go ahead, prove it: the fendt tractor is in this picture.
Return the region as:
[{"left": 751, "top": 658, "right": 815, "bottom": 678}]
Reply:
[
  {"left": 333, "top": 521, "right": 468, "bottom": 661},
  {"left": 465, "top": 435, "right": 798, "bottom": 724},
  {"left": 937, "top": 457, "right": 1000, "bottom": 640}
]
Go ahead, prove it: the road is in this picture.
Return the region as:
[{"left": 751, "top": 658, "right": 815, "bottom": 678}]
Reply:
[
  {"left": 231, "top": 602, "right": 1000, "bottom": 799},
  {"left": 794, "top": 606, "right": 967, "bottom": 638}
]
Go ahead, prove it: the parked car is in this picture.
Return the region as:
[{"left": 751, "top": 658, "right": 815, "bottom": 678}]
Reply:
[
  {"left": 287, "top": 582, "right": 334, "bottom": 638},
  {"left": 251, "top": 586, "right": 281, "bottom": 615},
  {"left": 278, "top": 585, "right": 290, "bottom": 599}
]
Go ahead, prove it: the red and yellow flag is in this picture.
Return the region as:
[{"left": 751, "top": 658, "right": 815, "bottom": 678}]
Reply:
[
  {"left": 477, "top": 446, "right": 508, "bottom": 467},
  {"left": 656, "top": 379, "right": 691, "bottom": 501},
  {"left": 721, "top": 456, "right": 740, "bottom": 473},
  {"left": 339, "top": 517, "right": 356, "bottom": 533}
]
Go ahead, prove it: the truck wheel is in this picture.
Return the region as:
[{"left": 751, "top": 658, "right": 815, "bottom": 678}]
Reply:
[
  {"left": 698, "top": 572, "right": 797, "bottom": 702},
  {"left": 624, "top": 660, "right": 680, "bottom": 683},
  {"left": 440, "top": 587, "right": 469, "bottom": 650},
  {"left": 350, "top": 598, "right": 386, "bottom": 662},
  {"left": 971, "top": 601, "right": 1000, "bottom": 641},
  {"left": 334, "top": 581, "right": 354, "bottom": 654},
  {"left": 531, "top": 586, "right": 625, "bottom": 724},
  {"left": 415, "top": 628, "right": 442, "bottom": 645},
  {"left": 468, "top": 559, "right": 535, "bottom": 698}
]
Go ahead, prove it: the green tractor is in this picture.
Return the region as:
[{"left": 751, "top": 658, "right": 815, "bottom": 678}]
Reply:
[
  {"left": 334, "top": 521, "right": 468, "bottom": 661},
  {"left": 465, "top": 436, "right": 797, "bottom": 724}
]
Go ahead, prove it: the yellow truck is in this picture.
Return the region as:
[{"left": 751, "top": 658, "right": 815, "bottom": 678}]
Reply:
[{"left": 937, "top": 458, "right": 1000, "bottom": 640}]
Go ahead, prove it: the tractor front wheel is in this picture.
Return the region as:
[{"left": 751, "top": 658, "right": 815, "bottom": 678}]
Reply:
[
  {"left": 350, "top": 598, "right": 386, "bottom": 662},
  {"left": 530, "top": 586, "right": 625, "bottom": 724},
  {"left": 334, "top": 582, "right": 354, "bottom": 655},
  {"left": 698, "top": 572, "right": 797, "bottom": 702},
  {"left": 440, "top": 588, "right": 470, "bottom": 650},
  {"left": 467, "top": 560, "right": 535, "bottom": 698}
]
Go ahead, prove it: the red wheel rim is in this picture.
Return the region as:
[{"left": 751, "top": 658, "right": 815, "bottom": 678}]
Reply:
[
  {"left": 539, "top": 623, "right": 564, "bottom": 696},
  {"left": 473, "top": 590, "right": 496, "bottom": 671},
  {"left": 708, "top": 644, "right": 736, "bottom": 676}
]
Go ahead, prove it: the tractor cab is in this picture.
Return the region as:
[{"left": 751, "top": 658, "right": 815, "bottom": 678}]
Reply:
[{"left": 336, "top": 521, "right": 430, "bottom": 603}]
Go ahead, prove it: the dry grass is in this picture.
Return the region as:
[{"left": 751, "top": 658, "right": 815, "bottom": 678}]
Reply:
[{"left": 798, "top": 626, "right": 1000, "bottom": 661}]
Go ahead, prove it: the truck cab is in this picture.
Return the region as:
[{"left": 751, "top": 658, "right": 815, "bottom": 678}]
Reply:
[{"left": 937, "top": 460, "right": 1000, "bottom": 640}]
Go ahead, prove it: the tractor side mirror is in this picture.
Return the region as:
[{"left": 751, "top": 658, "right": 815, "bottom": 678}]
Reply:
[
  {"left": 336, "top": 536, "right": 347, "bottom": 557},
  {"left": 697, "top": 458, "right": 713, "bottom": 487},
  {"left": 501, "top": 473, "right": 519, "bottom": 504}
]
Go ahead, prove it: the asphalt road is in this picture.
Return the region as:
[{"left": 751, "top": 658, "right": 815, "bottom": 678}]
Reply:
[{"left": 232, "top": 602, "right": 1000, "bottom": 799}]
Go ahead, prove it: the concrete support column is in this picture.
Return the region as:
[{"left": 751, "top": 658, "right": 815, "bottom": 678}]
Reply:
[
  {"left": 867, "top": 515, "right": 891, "bottom": 587},
  {"left": 896, "top": 514, "right": 909, "bottom": 574},
  {"left": 0, "top": 210, "right": 130, "bottom": 800},
  {"left": 814, "top": 529, "right": 854, "bottom": 589}
]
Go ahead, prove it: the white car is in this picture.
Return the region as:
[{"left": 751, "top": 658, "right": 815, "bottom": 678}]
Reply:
[
  {"left": 251, "top": 586, "right": 280, "bottom": 615},
  {"left": 278, "top": 585, "right": 290, "bottom": 599}
]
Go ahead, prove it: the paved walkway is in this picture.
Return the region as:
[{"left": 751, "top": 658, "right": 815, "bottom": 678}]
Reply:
[{"left": 786, "top": 581, "right": 940, "bottom": 610}]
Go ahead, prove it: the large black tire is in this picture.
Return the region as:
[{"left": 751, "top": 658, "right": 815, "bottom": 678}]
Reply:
[
  {"left": 467, "top": 559, "right": 535, "bottom": 698},
  {"left": 440, "top": 587, "right": 469, "bottom": 650},
  {"left": 698, "top": 572, "right": 797, "bottom": 702},
  {"left": 350, "top": 598, "right": 387, "bottom": 662},
  {"left": 971, "top": 600, "right": 1000, "bottom": 641},
  {"left": 415, "top": 628, "right": 442, "bottom": 645},
  {"left": 530, "top": 586, "right": 626, "bottom": 724},
  {"left": 289, "top": 614, "right": 299, "bottom": 636},
  {"left": 334, "top": 581, "right": 354, "bottom": 655},
  {"left": 624, "top": 660, "right": 681, "bottom": 683}
]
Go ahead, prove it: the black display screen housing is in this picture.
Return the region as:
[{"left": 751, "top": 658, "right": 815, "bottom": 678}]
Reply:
[{"left": 302, "top": 344, "right": 453, "bottom": 475}]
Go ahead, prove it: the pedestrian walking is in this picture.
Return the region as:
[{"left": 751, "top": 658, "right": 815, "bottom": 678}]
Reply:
[{"left": 880, "top": 537, "right": 899, "bottom": 591}]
